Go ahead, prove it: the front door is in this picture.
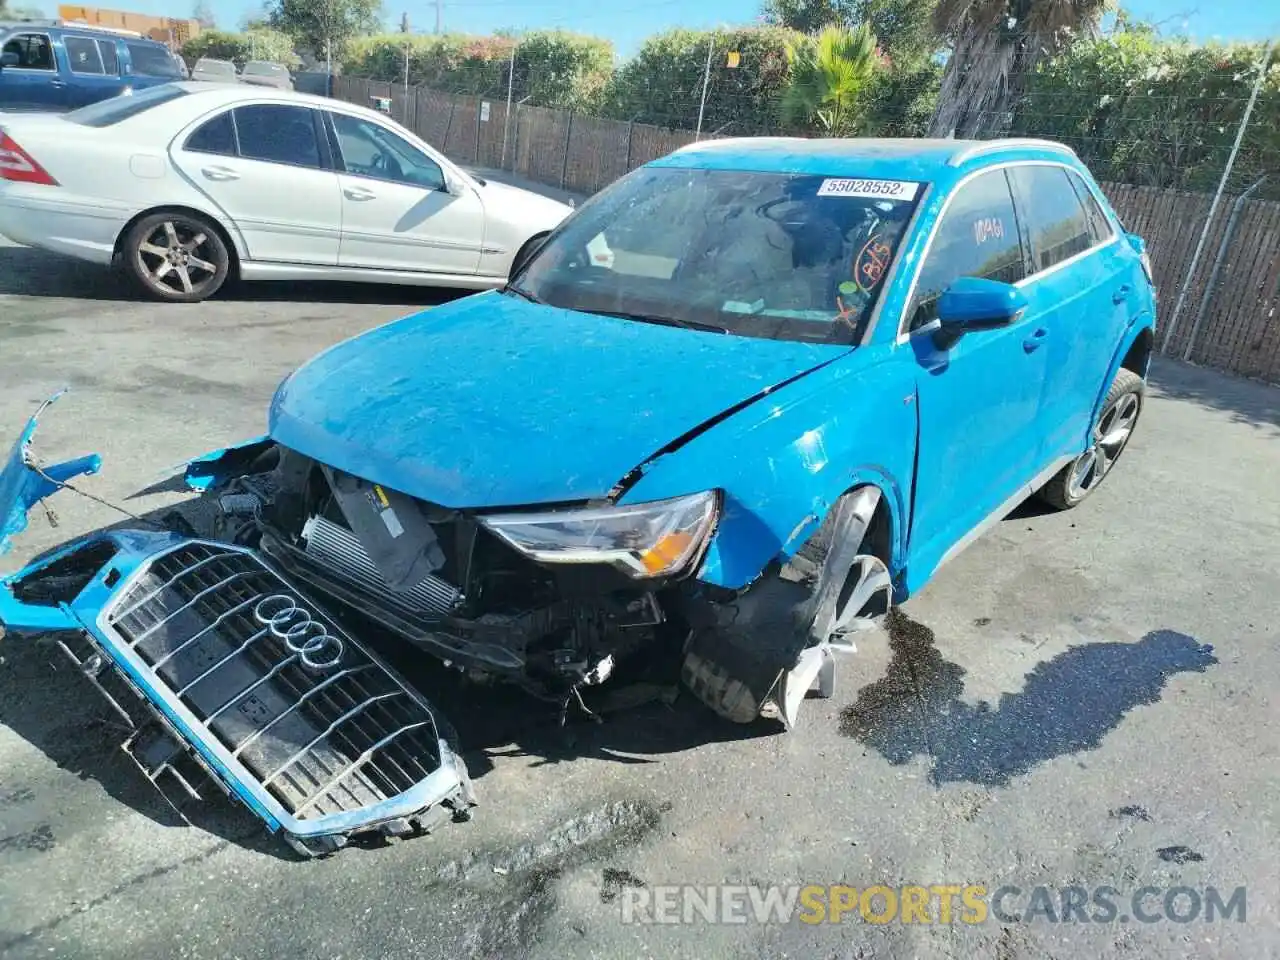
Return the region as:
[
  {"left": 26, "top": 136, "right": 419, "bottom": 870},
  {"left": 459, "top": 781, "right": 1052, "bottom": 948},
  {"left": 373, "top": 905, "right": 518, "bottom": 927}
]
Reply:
[
  {"left": 905, "top": 167, "right": 1050, "bottom": 579},
  {"left": 170, "top": 103, "right": 342, "bottom": 265},
  {"left": 0, "top": 32, "right": 65, "bottom": 111},
  {"left": 326, "top": 111, "right": 485, "bottom": 275}
]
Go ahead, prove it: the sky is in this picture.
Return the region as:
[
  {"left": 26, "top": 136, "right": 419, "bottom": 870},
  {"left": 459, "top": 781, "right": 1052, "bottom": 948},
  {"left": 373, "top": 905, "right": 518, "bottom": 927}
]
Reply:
[{"left": 50, "top": 0, "right": 1280, "bottom": 58}]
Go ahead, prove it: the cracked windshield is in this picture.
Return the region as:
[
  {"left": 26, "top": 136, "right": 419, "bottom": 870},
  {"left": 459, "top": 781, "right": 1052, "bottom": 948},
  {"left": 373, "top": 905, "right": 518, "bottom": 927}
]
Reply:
[{"left": 510, "top": 167, "right": 920, "bottom": 342}]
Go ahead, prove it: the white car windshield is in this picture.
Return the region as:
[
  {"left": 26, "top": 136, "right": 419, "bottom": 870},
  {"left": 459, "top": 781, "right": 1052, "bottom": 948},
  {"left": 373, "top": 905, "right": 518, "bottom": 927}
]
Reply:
[
  {"left": 508, "top": 166, "right": 922, "bottom": 344},
  {"left": 244, "top": 62, "right": 286, "bottom": 76},
  {"left": 196, "top": 59, "right": 236, "bottom": 76}
]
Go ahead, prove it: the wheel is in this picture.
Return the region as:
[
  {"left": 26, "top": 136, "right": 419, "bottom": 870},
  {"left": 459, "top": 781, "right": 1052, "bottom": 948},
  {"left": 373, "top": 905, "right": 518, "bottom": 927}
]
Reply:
[
  {"left": 681, "top": 486, "right": 892, "bottom": 728},
  {"left": 124, "top": 212, "right": 230, "bottom": 303},
  {"left": 1038, "top": 368, "right": 1144, "bottom": 510},
  {"left": 509, "top": 233, "right": 548, "bottom": 279}
]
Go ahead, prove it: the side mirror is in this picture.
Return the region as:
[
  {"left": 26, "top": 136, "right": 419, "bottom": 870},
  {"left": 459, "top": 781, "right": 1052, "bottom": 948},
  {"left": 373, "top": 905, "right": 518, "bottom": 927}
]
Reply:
[
  {"left": 0, "top": 52, "right": 20, "bottom": 69},
  {"left": 933, "top": 277, "right": 1028, "bottom": 349}
]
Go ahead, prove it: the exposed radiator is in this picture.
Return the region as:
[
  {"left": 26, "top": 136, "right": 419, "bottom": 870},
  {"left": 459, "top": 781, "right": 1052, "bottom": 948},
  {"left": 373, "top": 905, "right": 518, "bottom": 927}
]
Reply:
[{"left": 301, "top": 515, "right": 460, "bottom": 619}]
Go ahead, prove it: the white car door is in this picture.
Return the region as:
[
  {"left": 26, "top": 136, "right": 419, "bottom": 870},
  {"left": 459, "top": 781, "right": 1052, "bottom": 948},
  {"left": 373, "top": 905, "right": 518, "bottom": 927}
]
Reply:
[
  {"left": 170, "top": 103, "right": 341, "bottom": 265},
  {"left": 325, "top": 111, "right": 486, "bottom": 275}
]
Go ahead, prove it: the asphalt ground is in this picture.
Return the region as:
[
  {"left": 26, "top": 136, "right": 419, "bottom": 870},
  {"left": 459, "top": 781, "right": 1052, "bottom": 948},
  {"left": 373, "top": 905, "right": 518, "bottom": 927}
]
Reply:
[{"left": 0, "top": 229, "right": 1277, "bottom": 960}]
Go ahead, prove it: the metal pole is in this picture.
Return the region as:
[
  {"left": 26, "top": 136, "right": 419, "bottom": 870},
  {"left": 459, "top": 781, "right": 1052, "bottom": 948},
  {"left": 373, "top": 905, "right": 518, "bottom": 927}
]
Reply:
[
  {"left": 403, "top": 40, "right": 409, "bottom": 111},
  {"left": 560, "top": 113, "right": 574, "bottom": 188},
  {"left": 1160, "top": 36, "right": 1274, "bottom": 355},
  {"left": 501, "top": 44, "right": 515, "bottom": 169},
  {"left": 695, "top": 33, "right": 715, "bottom": 141},
  {"left": 434, "top": 0, "right": 441, "bottom": 34},
  {"left": 1180, "top": 175, "right": 1268, "bottom": 362}
]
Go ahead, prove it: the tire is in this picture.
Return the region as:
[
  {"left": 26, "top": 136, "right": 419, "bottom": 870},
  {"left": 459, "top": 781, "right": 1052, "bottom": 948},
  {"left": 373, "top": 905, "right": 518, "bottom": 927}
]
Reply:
[
  {"left": 1038, "top": 368, "right": 1144, "bottom": 510},
  {"left": 509, "top": 233, "right": 548, "bottom": 280},
  {"left": 123, "top": 211, "right": 231, "bottom": 303}
]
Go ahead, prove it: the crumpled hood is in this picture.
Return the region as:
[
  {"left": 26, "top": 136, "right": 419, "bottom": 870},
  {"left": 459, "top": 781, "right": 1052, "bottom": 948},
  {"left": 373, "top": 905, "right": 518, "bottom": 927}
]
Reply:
[{"left": 268, "top": 291, "right": 846, "bottom": 508}]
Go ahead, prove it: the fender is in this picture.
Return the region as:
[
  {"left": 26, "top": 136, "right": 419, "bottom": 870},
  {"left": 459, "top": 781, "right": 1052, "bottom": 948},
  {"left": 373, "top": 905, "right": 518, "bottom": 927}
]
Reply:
[
  {"left": 1086, "top": 310, "right": 1154, "bottom": 446},
  {"left": 619, "top": 348, "right": 917, "bottom": 591}
]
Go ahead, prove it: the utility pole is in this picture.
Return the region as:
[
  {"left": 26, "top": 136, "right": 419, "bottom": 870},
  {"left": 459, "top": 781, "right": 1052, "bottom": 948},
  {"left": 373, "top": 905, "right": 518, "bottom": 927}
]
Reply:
[
  {"left": 434, "top": 0, "right": 441, "bottom": 34},
  {"left": 694, "top": 32, "right": 715, "bottom": 141},
  {"left": 501, "top": 42, "right": 515, "bottom": 168}
]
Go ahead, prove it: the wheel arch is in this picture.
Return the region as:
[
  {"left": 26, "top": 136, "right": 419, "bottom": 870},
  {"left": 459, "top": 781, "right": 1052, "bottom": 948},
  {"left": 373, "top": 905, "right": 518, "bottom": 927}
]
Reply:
[
  {"left": 113, "top": 205, "right": 243, "bottom": 279},
  {"left": 1087, "top": 313, "right": 1155, "bottom": 442}
]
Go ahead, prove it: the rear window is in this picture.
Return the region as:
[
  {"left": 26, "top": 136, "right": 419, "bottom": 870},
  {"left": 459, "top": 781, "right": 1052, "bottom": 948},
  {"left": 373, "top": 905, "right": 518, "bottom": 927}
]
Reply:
[
  {"left": 195, "top": 59, "right": 237, "bottom": 77},
  {"left": 243, "top": 61, "right": 287, "bottom": 76},
  {"left": 127, "top": 41, "right": 184, "bottom": 78},
  {"left": 62, "top": 83, "right": 188, "bottom": 127}
]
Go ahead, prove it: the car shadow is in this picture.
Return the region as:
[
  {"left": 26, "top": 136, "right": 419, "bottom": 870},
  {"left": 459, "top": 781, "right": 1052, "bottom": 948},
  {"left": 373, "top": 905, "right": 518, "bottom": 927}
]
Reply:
[
  {"left": 837, "top": 607, "right": 1218, "bottom": 786},
  {"left": 1147, "top": 355, "right": 1280, "bottom": 438},
  {"left": 0, "top": 245, "right": 469, "bottom": 307}
]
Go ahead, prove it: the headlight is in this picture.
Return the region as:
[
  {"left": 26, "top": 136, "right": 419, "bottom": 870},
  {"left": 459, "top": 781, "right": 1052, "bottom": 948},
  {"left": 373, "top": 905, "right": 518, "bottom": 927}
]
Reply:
[{"left": 478, "top": 491, "right": 719, "bottom": 579}]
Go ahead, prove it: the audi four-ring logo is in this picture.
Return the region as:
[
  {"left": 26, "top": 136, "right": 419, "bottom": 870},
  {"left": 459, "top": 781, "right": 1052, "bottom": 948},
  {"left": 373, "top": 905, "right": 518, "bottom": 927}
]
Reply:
[{"left": 253, "top": 594, "right": 345, "bottom": 670}]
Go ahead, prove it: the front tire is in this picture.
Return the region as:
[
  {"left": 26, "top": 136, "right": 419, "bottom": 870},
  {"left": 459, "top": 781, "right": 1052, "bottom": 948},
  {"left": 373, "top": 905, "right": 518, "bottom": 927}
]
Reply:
[
  {"left": 124, "top": 212, "right": 230, "bottom": 303},
  {"left": 1038, "top": 368, "right": 1144, "bottom": 510}
]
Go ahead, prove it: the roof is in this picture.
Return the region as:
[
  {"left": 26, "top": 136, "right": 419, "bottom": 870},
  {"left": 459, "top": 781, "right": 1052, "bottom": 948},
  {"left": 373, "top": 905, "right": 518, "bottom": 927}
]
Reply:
[
  {"left": 167, "top": 82, "right": 350, "bottom": 112},
  {"left": 652, "top": 136, "right": 1077, "bottom": 181}
]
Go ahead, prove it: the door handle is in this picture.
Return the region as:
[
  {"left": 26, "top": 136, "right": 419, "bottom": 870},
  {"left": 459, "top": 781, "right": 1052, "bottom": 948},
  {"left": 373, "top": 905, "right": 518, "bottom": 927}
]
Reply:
[
  {"left": 1112, "top": 285, "right": 1132, "bottom": 304},
  {"left": 344, "top": 187, "right": 376, "bottom": 201},
  {"left": 1023, "top": 328, "right": 1049, "bottom": 352},
  {"left": 200, "top": 165, "right": 240, "bottom": 181},
  {"left": 49, "top": 79, "right": 66, "bottom": 88}
]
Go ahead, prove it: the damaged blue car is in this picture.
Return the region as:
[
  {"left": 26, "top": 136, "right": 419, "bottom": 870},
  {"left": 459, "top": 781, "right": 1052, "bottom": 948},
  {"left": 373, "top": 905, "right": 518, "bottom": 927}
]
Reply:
[{"left": 0, "top": 137, "right": 1156, "bottom": 856}]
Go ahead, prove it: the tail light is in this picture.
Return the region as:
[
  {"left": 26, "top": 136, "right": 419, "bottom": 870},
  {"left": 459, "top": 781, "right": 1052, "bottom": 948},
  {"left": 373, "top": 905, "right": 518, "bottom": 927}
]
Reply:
[{"left": 0, "top": 132, "right": 58, "bottom": 186}]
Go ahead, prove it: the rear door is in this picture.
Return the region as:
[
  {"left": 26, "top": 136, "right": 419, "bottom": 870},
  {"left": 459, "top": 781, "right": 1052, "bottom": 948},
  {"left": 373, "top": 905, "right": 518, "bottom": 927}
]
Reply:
[
  {"left": 905, "top": 167, "right": 1049, "bottom": 577},
  {"left": 1006, "top": 164, "right": 1127, "bottom": 463},
  {"left": 325, "top": 110, "right": 485, "bottom": 275},
  {"left": 0, "top": 31, "right": 66, "bottom": 111},
  {"left": 59, "top": 33, "right": 128, "bottom": 108},
  {"left": 170, "top": 103, "right": 342, "bottom": 265}
]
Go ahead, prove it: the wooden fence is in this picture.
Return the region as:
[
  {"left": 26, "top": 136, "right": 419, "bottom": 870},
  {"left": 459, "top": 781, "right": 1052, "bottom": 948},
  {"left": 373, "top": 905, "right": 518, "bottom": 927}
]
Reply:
[{"left": 334, "top": 76, "right": 1280, "bottom": 385}]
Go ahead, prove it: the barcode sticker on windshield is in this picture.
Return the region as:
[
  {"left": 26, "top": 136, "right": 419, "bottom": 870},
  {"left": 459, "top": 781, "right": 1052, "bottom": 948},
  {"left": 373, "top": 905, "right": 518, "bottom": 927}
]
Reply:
[{"left": 817, "top": 178, "right": 920, "bottom": 200}]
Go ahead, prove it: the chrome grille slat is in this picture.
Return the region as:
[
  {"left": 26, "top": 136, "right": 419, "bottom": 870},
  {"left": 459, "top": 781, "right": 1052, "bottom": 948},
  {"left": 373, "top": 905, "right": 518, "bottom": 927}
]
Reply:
[{"left": 101, "top": 542, "right": 447, "bottom": 823}]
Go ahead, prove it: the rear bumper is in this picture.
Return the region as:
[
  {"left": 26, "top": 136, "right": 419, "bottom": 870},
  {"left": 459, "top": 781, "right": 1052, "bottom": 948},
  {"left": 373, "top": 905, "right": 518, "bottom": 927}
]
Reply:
[{"left": 0, "top": 188, "right": 129, "bottom": 264}]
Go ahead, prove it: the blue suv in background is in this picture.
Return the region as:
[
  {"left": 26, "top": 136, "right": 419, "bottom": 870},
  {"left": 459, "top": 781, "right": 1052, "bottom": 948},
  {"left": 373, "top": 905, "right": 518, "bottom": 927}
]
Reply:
[{"left": 0, "top": 21, "right": 182, "bottom": 111}]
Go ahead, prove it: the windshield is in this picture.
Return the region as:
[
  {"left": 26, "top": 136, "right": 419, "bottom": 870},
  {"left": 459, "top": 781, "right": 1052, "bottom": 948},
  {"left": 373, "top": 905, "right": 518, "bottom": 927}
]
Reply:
[
  {"left": 509, "top": 166, "right": 922, "bottom": 344},
  {"left": 62, "top": 83, "right": 188, "bottom": 126},
  {"left": 196, "top": 59, "right": 236, "bottom": 76},
  {"left": 244, "top": 61, "right": 287, "bottom": 76}
]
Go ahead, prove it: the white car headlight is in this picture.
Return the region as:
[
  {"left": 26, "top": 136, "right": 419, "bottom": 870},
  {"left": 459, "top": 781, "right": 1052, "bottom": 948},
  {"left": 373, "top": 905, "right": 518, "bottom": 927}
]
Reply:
[{"left": 478, "top": 491, "right": 719, "bottom": 579}]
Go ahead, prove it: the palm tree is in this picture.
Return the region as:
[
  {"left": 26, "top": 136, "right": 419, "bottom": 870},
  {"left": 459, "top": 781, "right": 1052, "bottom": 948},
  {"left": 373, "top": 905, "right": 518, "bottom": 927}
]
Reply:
[
  {"left": 928, "top": 0, "right": 1109, "bottom": 138},
  {"left": 779, "top": 24, "right": 883, "bottom": 135}
]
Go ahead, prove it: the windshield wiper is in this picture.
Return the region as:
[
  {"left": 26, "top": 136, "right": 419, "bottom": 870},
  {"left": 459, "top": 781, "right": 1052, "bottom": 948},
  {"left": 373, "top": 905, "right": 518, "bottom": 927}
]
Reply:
[
  {"left": 501, "top": 284, "right": 542, "bottom": 304},
  {"left": 592, "top": 310, "right": 729, "bottom": 335}
]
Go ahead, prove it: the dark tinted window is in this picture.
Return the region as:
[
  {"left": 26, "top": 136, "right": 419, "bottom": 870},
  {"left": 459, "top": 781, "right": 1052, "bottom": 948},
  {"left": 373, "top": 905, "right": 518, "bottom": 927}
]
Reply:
[
  {"left": 2, "top": 33, "right": 54, "bottom": 70},
  {"left": 185, "top": 111, "right": 236, "bottom": 155},
  {"left": 126, "top": 41, "right": 183, "bottom": 78},
  {"left": 1009, "top": 165, "right": 1093, "bottom": 273},
  {"left": 97, "top": 38, "right": 119, "bottom": 75},
  {"left": 1067, "top": 170, "right": 1113, "bottom": 245},
  {"left": 62, "top": 82, "right": 188, "bottom": 126},
  {"left": 64, "top": 36, "right": 105, "bottom": 75},
  {"left": 234, "top": 105, "right": 321, "bottom": 168},
  {"left": 909, "top": 169, "right": 1024, "bottom": 331},
  {"left": 330, "top": 112, "right": 444, "bottom": 189}
]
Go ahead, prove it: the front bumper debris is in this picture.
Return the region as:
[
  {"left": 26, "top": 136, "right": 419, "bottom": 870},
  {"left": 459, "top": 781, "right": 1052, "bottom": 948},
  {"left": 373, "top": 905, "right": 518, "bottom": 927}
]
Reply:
[{"left": 0, "top": 398, "right": 475, "bottom": 856}]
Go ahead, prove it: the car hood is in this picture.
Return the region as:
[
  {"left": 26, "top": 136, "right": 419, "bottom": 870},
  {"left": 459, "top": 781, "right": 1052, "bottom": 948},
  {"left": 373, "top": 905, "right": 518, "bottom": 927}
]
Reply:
[
  {"left": 268, "top": 291, "right": 847, "bottom": 508},
  {"left": 473, "top": 177, "right": 573, "bottom": 223}
]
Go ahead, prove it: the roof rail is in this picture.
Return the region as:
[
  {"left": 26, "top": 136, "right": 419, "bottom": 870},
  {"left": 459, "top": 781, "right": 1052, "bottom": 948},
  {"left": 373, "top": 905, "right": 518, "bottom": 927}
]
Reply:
[
  {"left": 58, "top": 19, "right": 144, "bottom": 37},
  {"left": 947, "top": 138, "right": 1077, "bottom": 167}
]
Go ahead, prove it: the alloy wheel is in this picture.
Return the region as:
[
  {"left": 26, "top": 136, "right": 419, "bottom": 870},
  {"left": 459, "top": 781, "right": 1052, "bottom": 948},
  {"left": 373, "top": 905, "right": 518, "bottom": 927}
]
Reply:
[
  {"left": 136, "top": 220, "right": 220, "bottom": 298},
  {"left": 1066, "top": 391, "right": 1140, "bottom": 500}
]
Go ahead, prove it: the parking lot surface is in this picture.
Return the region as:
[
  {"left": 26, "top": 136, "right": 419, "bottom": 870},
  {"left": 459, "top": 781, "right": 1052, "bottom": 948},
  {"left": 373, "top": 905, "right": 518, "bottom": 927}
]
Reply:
[{"left": 1, "top": 233, "right": 1278, "bottom": 959}]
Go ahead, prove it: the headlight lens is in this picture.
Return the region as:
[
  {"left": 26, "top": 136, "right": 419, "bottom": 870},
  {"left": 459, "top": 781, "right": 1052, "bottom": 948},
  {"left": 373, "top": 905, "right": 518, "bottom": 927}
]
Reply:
[{"left": 478, "top": 490, "right": 719, "bottom": 578}]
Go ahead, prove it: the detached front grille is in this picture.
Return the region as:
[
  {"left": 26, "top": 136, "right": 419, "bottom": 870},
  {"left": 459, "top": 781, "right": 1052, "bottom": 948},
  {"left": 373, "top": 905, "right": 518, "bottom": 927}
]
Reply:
[{"left": 103, "top": 542, "right": 445, "bottom": 821}]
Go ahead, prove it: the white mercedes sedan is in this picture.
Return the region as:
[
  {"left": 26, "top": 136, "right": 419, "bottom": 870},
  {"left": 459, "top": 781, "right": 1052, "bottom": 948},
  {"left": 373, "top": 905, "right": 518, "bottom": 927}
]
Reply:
[{"left": 0, "top": 83, "right": 573, "bottom": 302}]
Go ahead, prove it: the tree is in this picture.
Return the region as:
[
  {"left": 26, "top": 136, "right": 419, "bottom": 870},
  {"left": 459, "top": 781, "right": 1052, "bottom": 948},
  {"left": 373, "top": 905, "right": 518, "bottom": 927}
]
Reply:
[
  {"left": 928, "top": 0, "right": 1109, "bottom": 138},
  {"left": 762, "top": 0, "right": 938, "bottom": 62},
  {"left": 268, "top": 0, "right": 383, "bottom": 63},
  {"left": 182, "top": 28, "right": 301, "bottom": 68},
  {"left": 0, "top": 2, "right": 45, "bottom": 18},
  {"left": 778, "top": 23, "right": 882, "bottom": 134},
  {"left": 193, "top": 0, "right": 216, "bottom": 29}
]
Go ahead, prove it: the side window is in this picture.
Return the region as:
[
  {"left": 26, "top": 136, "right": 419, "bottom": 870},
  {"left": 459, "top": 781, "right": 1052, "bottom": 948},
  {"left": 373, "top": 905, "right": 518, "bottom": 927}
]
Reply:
[
  {"left": 97, "top": 39, "right": 120, "bottom": 76},
  {"left": 234, "top": 105, "right": 321, "bottom": 169},
  {"left": 908, "top": 168, "right": 1024, "bottom": 332},
  {"left": 64, "top": 36, "right": 106, "bottom": 76},
  {"left": 125, "top": 42, "right": 184, "bottom": 78},
  {"left": 1008, "top": 166, "right": 1093, "bottom": 274},
  {"left": 2, "top": 33, "right": 55, "bottom": 70},
  {"left": 185, "top": 111, "right": 237, "bottom": 156},
  {"left": 329, "top": 112, "right": 445, "bottom": 191},
  {"left": 1067, "top": 171, "right": 1114, "bottom": 246}
]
